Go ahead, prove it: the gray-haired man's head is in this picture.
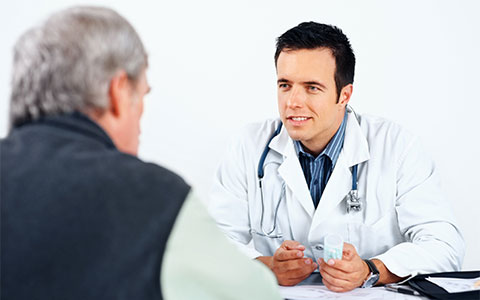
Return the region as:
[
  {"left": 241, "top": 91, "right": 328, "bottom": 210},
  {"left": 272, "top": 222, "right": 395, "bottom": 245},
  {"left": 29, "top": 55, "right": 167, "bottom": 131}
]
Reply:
[{"left": 10, "top": 6, "right": 148, "bottom": 127}]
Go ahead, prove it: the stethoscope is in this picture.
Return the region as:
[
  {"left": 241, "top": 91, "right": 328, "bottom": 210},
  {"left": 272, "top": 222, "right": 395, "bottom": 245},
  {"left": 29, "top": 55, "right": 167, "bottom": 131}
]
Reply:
[{"left": 256, "top": 107, "right": 362, "bottom": 238}]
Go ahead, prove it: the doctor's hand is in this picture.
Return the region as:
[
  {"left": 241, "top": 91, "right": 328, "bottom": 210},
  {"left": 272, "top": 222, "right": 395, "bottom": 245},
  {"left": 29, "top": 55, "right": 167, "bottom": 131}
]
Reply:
[
  {"left": 317, "top": 243, "right": 369, "bottom": 292},
  {"left": 257, "top": 240, "right": 317, "bottom": 286}
]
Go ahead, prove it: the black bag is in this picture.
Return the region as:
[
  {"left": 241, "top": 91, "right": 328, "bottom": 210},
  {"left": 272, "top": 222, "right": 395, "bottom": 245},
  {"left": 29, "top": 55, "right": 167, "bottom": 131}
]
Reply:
[{"left": 407, "top": 271, "right": 480, "bottom": 300}]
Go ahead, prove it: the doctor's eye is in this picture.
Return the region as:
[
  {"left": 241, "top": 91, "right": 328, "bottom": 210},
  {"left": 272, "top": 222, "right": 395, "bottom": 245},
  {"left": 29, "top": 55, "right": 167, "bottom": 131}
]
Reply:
[
  {"left": 278, "top": 83, "right": 290, "bottom": 89},
  {"left": 307, "top": 86, "right": 321, "bottom": 93}
]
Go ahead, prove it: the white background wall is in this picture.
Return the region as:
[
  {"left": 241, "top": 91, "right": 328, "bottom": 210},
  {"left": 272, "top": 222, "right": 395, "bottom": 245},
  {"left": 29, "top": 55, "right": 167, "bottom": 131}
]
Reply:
[{"left": 1, "top": 0, "right": 478, "bottom": 270}]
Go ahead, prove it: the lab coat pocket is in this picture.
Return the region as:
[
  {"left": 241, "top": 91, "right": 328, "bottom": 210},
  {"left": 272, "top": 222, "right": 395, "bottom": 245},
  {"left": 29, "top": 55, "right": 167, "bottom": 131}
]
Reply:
[
  {"left": 349, "top": 209, "right": 402, "bottom": 259},
  {"left": 370, "top": 208, "right": 396, "bottom": 229}
]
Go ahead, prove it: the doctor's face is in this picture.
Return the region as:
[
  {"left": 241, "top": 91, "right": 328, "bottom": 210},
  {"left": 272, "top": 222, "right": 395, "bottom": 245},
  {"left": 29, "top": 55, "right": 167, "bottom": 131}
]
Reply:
[{"left": 276, "top": 48, "right": 351, "bottom": 155}]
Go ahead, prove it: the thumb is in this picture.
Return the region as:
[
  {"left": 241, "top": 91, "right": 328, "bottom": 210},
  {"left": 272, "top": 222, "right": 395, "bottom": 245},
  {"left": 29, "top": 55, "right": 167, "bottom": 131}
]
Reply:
[
  {"left": 342, "top": 243, "right": 357, "bottom": 260},
  {"left": 282, "top": 240, "right": 305, "bottom": 251}
]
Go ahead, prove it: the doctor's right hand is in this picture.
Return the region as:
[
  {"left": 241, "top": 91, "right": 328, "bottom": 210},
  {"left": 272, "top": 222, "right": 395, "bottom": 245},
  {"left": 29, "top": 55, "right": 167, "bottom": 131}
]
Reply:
[{"left": 256, "top": 240, "right": 317, "bottom": 286}]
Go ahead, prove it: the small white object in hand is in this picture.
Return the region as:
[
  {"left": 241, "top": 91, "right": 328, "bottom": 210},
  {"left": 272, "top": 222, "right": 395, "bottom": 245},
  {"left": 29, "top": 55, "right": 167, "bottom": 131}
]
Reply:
[{"left": 323, "top": 234, "right": 343, "bottom": 261}]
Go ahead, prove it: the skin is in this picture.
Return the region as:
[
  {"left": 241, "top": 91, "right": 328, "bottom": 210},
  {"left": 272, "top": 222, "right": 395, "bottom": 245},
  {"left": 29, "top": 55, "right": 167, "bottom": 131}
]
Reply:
[
  {"left": 257, "top": 241, "right": 317, "bottom": 286},
  {"left": 318, "top": 243, "right": 404, "bottom": 292},
  {"left": 257, "top": 48, "right": 403, "bottom": 290},
  {"left": 90, "top": 68, "right": 151, "bottom": 155},
  {"left": 276, "top": 48, "right": 351, "bottom": 156}
]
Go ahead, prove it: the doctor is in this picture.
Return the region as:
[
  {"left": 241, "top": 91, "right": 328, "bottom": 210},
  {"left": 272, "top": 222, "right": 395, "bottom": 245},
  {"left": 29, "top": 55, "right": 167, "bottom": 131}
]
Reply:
[{"left": 209, "top": 22, "right": 464, "bottom": 291}]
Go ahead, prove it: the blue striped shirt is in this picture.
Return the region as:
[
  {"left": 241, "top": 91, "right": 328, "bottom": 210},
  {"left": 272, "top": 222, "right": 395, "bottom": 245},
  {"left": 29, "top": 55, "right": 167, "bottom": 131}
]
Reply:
[{"left": 294, "top": 111, "right": 347, "bottom": 208}]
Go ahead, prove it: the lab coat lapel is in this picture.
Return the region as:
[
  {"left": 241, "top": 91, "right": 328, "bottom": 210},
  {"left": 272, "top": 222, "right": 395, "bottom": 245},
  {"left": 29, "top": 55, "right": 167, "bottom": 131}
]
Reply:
[
  {"left": 310, "top": 112, "right": 370, "bottom": 230},
  {"left": 270, "top": 125, "right": 315, "bottom": 219}
]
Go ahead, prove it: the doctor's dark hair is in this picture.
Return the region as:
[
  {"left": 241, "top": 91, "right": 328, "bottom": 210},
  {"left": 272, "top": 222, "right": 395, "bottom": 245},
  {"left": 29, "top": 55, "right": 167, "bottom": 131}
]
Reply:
[{"left": 274, "top": 22, "right": 355, "bottom": 99}]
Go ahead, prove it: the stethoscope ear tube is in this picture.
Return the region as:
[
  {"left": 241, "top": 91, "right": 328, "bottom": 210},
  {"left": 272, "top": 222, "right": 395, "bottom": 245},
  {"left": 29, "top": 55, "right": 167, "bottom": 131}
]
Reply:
[
  {"left": 352, "top": 164, "right": 358, "bottom": 190},
  {"left": 257, "top": 122, "right": 283, "bottom": 180}
]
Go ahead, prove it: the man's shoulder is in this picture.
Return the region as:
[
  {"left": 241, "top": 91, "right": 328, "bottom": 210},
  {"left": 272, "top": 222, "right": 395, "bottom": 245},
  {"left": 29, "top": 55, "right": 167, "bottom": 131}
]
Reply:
[
  {"left": 102, "top": 151, "right": 190, "bottom": 191},
  {"left": 238, "top": 118, "right": 281, "bottom": 142},
  {"left": 243, "top": 118, "right": 281, "bottom": 132},
  {"left": 358, "top": 113, "right": 417, "bottom": 151},
  {"left": 359, "top": 114, "right": 413, "bottom": 136}
]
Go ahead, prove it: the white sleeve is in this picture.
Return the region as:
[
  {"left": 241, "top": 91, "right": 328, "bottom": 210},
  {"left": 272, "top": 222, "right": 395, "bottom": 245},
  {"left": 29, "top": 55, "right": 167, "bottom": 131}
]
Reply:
[
  {"left": 161, "top": 191, "right": 282, "bottom": 300},
  {"left": 373, "top": 137, "right": 465, "bottom": 277},
  {"left": 207, "top": 134, "right": 263, "bottom": 259}
]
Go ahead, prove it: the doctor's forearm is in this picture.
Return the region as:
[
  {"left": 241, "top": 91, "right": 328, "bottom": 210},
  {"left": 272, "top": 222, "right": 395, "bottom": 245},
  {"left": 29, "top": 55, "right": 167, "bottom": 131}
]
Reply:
[{"left": 371, "top": 259, "right": 405, "bottom": 285}]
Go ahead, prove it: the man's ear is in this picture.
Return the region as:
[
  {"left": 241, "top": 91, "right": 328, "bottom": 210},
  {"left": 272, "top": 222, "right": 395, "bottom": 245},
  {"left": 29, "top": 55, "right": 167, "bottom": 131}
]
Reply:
[
  {"left": 108, "top": 71, "right": 131, "bottom": 118},
  {"left": 338, "top": 84, "right": 353, "bottom": 108}
]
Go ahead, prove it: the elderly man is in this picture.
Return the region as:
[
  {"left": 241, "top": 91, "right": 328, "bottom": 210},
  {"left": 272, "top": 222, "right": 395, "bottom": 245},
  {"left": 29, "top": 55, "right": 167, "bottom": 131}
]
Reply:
[{"left": 0, "top": 6, "right": 281, "bottom": 300}]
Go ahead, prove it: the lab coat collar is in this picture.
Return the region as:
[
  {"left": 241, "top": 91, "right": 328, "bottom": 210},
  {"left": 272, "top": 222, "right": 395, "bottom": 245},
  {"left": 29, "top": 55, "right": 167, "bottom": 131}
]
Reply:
[
  {"left": 267, "top": 121, "right": 314, "bottom": 216},
  {"left": 268, "top": 111, "right": 369, "bottom": 164},
  {"left": 268, "top": 121, "right": 289, "bottom": 157},
  {"left": 343, "top": 110, "right": 370, "bottom": 167},
  {"left": 310, "top": 111, "right": 371, "bottom": 230}
]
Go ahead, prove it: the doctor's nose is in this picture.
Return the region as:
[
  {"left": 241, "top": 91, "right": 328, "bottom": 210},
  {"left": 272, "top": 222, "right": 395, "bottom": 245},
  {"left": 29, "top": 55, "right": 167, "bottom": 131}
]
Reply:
[{"left": 286, "top": 87, "right": 306, "bottom": 109}]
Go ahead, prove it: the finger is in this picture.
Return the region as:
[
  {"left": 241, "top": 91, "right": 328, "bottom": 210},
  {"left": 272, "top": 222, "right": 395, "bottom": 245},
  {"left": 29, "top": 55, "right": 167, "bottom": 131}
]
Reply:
[
  {"left": 318, "top": 258, "right": 340, "bottom": 269},
  {"left": 275, "top": 247, "right": 304, "bottom": 261},
  {"left": 281, "top": 271, "right": 312, "bottom": 287},
  {"left": 275, "top": 258, "right": 316, "bottom": 286},
  {"left": 321, "top": 269, "right": 352, "bottom": 291},
  {"left": 320, "top": 262, "right": 350, "bottom": 279},
  {"left": 322, "top": 278, "right": 352, "bottom": 293},
  {"left": 281, "top": 258, "right": 317, "bottom": 285},
  {"left": 286, "top": 273, "right": 314, "bottom": 286},
  {"left": 330, "top": 259, "right": 357, "bottom": 273},
  {"left": 318, "top": 259, "right": 350, "bottom": 280},
  {"left": 291, "top": 272, "right": 312, "bottom": 285},
  {"left": 276, "top": 257, "right": 314, "bottom": 273},
  {"left": 287, "top": 259, "right": 316, "bottom": 279},
  {"left": 305, "top": 258, "right": 318, "bottom": 273},
  {"left": 281, "top": 240, "right": 305, "bottom": 251},
  {"left": 318, "top": 258, "right": 329, "bottom": 270},
  {"left": 318, "top": 257, "right": 355, "bottom": 274},
  {"left": 342, "top": 243, "right": 357, "bottom": 260}
]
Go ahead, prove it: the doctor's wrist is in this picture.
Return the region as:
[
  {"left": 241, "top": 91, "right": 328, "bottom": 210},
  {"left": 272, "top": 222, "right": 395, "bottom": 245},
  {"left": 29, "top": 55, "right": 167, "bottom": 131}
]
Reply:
[
  {"left": 361, "top": 259, "right": 380, "bottom": 288},
  {"left": 370, "top": 259, "right": 405, "bottom": 286},
  {"left": 361, "top": 260, "right": 371, "bottom": 284}
]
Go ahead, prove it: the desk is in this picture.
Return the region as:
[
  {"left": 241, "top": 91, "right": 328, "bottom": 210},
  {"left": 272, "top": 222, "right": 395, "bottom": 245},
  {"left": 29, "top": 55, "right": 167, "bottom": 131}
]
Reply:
[
  {"left": 279, "top": 274, "right": 428, "bottom": 300},
  {"left": 279, "top": 285, "right": 429, "bottom": 300}
]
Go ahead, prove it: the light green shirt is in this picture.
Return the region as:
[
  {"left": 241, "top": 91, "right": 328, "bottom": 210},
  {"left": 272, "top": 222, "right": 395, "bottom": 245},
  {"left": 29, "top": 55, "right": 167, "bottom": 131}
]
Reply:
[{"left": 161, "top": 191, "right": 282, "bottom": 300}]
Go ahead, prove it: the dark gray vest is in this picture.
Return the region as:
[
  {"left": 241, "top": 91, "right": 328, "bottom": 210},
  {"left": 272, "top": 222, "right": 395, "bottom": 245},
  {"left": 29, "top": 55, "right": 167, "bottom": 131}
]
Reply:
[{"left": 1, "top": 112, "right": 190, "bottom": 299}]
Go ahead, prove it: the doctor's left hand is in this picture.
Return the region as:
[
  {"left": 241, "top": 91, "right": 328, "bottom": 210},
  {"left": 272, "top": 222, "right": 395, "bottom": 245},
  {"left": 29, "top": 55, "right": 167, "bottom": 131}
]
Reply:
[{"left": 317, "top": 243, "right": 370, "bottom": 292}]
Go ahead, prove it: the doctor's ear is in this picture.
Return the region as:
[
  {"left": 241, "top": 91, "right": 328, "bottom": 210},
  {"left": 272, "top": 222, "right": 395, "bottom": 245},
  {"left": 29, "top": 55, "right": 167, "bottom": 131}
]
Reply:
[{"left": 338, "top": 84, "right": 353, "bottom": 107}]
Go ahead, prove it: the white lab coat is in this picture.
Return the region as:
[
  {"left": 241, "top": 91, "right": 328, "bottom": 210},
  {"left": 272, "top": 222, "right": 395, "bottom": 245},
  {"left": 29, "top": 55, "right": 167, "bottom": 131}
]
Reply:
[{"left": 209, "top": 110, "right": 465, "bottom": 277}]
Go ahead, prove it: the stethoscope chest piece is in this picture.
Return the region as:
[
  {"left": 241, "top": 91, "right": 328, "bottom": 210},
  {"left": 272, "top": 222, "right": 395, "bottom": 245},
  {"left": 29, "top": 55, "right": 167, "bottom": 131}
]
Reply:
[
  {"left": 346, "top": 189, "right": 362, "bottom": 213},
  {"left": 345, "top": 164, "right": 362, "bottom": 213}
]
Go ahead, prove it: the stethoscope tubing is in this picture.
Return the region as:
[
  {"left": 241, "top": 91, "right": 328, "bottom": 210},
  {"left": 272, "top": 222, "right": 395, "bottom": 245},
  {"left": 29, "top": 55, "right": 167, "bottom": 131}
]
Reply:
[{"left": 256, "top": 107, "right": 361, "bottom": 238}]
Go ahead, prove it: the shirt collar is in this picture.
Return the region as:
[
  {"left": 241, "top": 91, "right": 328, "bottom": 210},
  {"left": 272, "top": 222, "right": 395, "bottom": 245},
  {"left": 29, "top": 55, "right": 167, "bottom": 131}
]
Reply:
[
  {"left": 294, "top": 110, "right": 348, "bottom": 166},
  {"left": 32, "top": 111, "right": 116, "bottom": 149}
]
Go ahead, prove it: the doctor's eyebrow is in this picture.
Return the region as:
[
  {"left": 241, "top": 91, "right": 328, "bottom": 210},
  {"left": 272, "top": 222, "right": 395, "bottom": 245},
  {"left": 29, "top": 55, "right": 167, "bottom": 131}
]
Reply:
[
  {"left": 302, "top": 81, "right": 327, "bottom": 90},
  {"left": 277, "top": 78, "right": 291, "bottom": 84},
  {"left": 277, "top": 79, "right": 327, "bottom": 90}
]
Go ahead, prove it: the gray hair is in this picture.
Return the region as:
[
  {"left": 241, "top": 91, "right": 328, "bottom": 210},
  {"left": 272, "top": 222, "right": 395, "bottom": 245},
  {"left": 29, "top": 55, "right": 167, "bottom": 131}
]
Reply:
[{"left": 9, "top": 6, "right": 147, "bottom": 127}]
